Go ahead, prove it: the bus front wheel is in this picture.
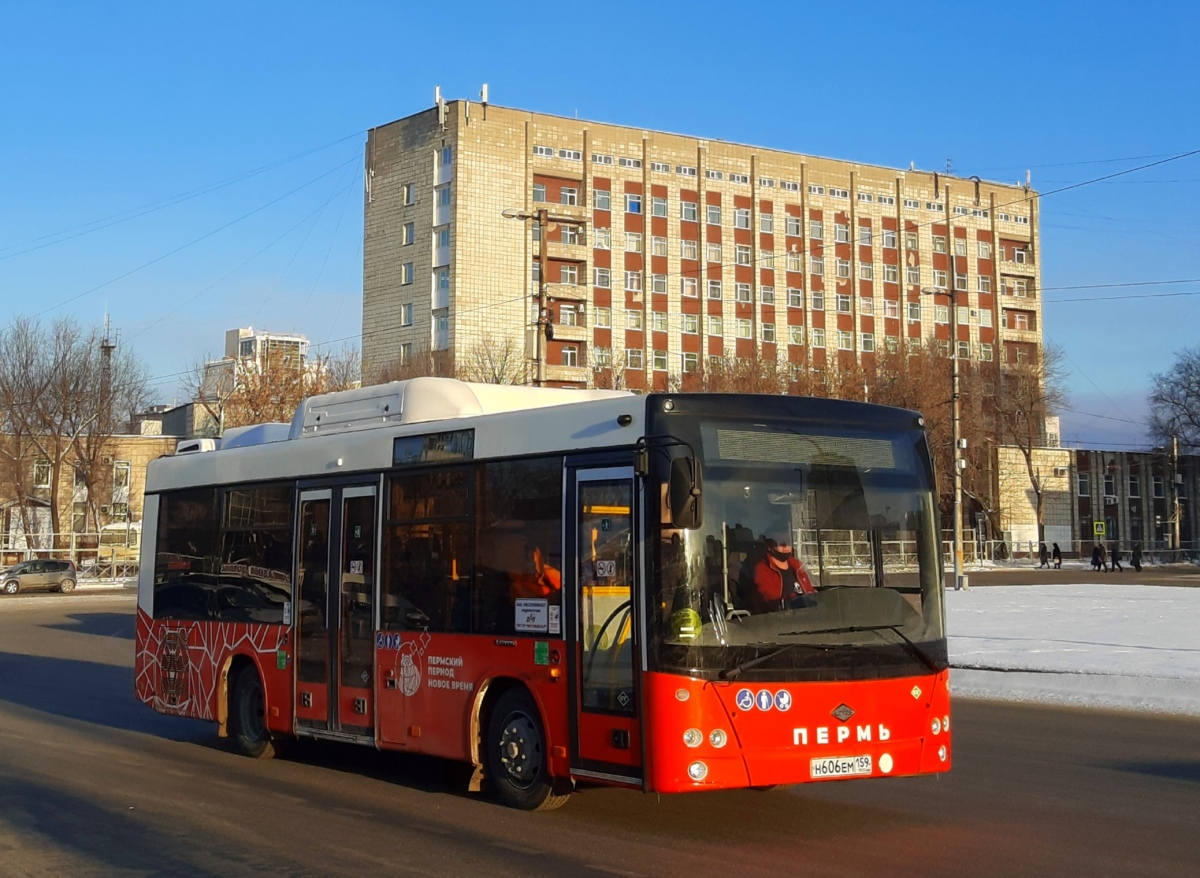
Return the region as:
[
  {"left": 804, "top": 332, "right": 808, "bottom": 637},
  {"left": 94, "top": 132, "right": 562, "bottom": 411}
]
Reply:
[
  {"left": 485, "top": 688, "right": 569, "bottom": 811},
  {"left": 229, "top": 664, "right": 282, "bottom": 759}
]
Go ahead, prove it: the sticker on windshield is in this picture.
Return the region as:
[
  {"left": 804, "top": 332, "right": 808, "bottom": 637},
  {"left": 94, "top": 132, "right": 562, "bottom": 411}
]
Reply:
[
  {"left": 774, "top": 690, "right": 793, "bottom": 711},
  {"left": 756, "top": 690, "right": 774, "bottom": 711},
  {"left": 736, "top": 689, "right": 755, "bottom": 711}
]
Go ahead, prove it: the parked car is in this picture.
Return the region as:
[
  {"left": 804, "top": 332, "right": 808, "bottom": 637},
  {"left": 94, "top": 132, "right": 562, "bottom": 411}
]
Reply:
[{"left": 1, "top": 559, "right": 78, "bottom": 595}]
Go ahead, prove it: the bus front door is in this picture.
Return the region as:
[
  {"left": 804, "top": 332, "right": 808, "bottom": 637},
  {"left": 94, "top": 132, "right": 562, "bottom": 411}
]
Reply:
[
  {"left": 295, "top": 484, "right": 378, "bottom": 738},
  {"left": 568, "top": 467, "right": 643, "bottom": 784}
]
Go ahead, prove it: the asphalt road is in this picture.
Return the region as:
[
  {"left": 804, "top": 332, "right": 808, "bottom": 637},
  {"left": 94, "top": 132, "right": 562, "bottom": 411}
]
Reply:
[{"left": 1, "top": 594, "right": 1197, "bottom": 878}]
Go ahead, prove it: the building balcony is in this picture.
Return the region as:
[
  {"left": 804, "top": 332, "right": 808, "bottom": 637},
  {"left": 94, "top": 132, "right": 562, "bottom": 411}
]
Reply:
[
  {"left": 543, "top": 282, "right": 588, "bottom": 302},
  {"left": 551, "top": 323, "right": 588, "bottom": 342},
  {"left": 435, "top": 163, "right": 452, "bottom": 185},
  {"left": 545, "top": 363, "right": 590, "bottom": 383},
  {"left": 434, "top": 203, "right": 451, "bottom": 226},
  {"left": 1001, "top": 325, "right": 1041, "bottom": 343},
  {"left": 433, "top": 245, "right": 451, "bottom": 267},
  {"left": 1001, "top": 259, "right": 1036, "bottom": 277},
  {"left": 534, "top": 239, "right": 590, "bottom": 263}
]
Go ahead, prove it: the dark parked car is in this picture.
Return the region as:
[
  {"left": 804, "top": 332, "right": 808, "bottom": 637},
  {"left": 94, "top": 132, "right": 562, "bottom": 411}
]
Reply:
[{"left": 2, "top": 559, "right": 78, "bottom": 595}]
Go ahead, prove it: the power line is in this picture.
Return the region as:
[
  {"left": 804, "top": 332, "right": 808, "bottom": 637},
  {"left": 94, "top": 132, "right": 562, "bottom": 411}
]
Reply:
[
  {"left": 1042, "top": 277, "right": 1200, "bottom": 291},
  {"left": 1045, "top": 289, "right": 1200, "bottom": 304}
]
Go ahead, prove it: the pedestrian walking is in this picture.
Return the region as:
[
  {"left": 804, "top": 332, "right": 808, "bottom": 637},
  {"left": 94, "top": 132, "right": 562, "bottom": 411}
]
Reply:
[
  {"left": 1052, "top": 542, "right": 1062, "bottom": 569},
  {"left": 1131, "top": 544, "right": 1143, "bottom": 573},
  {"left": 1091, "top": 543, "right": 1102, "bottom": 571},
  {"left": 1110, "top": 541, "right": 1123, "bottom": 572},
  {"left": 1038, "top": 542, "right": 1049, "bottom": 568},
  {"left": 1098, "top": 542, "right": 1108, "bottom": 572}
]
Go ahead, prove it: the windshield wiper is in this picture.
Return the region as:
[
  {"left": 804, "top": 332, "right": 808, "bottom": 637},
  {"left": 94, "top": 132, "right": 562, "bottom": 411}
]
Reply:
[
  {"left": 777, "top": 624, "right": 943, "bottom": 674},
  {"left": 720, "top": 644, "right": 799, "bottom": 681}
]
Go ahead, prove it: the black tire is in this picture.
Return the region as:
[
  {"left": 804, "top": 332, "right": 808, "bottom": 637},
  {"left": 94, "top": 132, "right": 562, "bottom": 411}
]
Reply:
[
  {"left": 2, "top": 580, "right": 19, "bottom": 595},
  {"left": 229, "top": 664, "right": 281, "bottom": 759},
  {"left": 485, "top": 688, "right": 569, "bottom": 811},
  {"left": 59, "top": 579, "right": 76, "bottom": 593}
]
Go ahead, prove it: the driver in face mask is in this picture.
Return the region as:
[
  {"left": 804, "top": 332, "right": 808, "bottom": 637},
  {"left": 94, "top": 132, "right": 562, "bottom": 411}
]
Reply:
[{"left": 753, "top": 527, "right": 816, "bottom": 610}]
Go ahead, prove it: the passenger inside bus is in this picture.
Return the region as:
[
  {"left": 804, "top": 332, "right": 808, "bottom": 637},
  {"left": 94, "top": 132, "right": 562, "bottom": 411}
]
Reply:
[{"left": 747, "top": 526, "right": 816, "bottom": 614}]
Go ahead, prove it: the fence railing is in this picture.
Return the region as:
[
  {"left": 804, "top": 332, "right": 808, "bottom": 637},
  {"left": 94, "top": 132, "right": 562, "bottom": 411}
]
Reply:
[{"left": 2, "top": 532, "right": 139, "bottom": 578}]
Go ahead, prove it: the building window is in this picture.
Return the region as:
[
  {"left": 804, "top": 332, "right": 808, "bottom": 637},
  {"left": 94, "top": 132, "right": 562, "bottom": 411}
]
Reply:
[
  {"left": 682, "top": 277, "right": 698, "bottom": 297},
  {"left": 933, "top": 236, "right": 947, "bottom": 254},
  {"left": 786, "top": 252, "right": 803, "bottom": 272},
  {"left": 859, "top": 225, "right": 872, "bottom": 246},
  {"left": 811, "top": 257, "right": 825, "bottom": 276},
  {"left": 619, "top": 157, "right": 642, "bottom": 170},
  {"left": 682, "top": 352, "right": 699, "bottom": 373},
  {"left": 681, "top": 239, "right": 698, "bottom": 260},
  {"left": 706, "top": 243, "right": 722, "bottom": 263},
  {"left": 789, "top": 325, "right": 804, "bottom": 345},
  {"left": 782, "top": 181, "right": 799, "bottom": 192},
  {"left": 907, "top": 265, "right": 920, "bottom": 285},
  {"left": 734, "top": 209, "right": 751, "bottom": 229},
  {"left": 860, "top": 263, "right": 874, "bottom": 281},
  {"left": 884, "top": 264, "right": 898, "bottom": 283},
  {"left": 761, "top": 285, "right": 775, "bottom": 305},
  {"left": 810, "top": 220, "right": 824, "bottom": 240},
  {"left": 594, "top": 267, "right": 611, "bottom": 288},
  {"left": 978, "top": 275, "right": 992, "bottom": 293},
  {"left": 436, "top": 186, "right": 451, "bottom": 207},
  {"left": 34, "top": 459, "right": 51, "bottom": 488},
  {"left": 707, "top": 169, "right": 724, "bottom": 181},
  {"left": 592, "top": 153, "right": 613, "bottom": 165},
  {"left": 402, "top": 222, "right": 414, "bottom": 246},
  {"left": 735, "top": 245, "right": 751, "bottom": 265},
  {"left": 533, "top": 145, "right": 554, "bottom": 157},
  {"left": 859, "top": 296, "right": 874, "bottom": 316},
  {"left": 760, "top": 178, "right": 775, "bottom": 188},
  {"left": 561, "top": 225, "right": 580, "bottom": 245},
  {"left": 652, "top": 274, "right": 667, "bottom": 293},
  {"left": 1153, "top": 475, "right": 1165, "bottom": 498},
  {"left": 560, "top": 306, "right": 579, "bottom": 326},
  {"left": 1129, "top": 475, "right": 1140, "bottom": 497},
  {"left": 595, "top": 307, "right": 611, "bottom": 327},
  {"left": 652, "top": 349, "right": 668, "bottom": 370},
  {"left": 786, "top": 216, "right": 803, "bottom": 237},
  {"left": 708, "top": 315, "right": 723, "bottom": 336},
  {"left": 957, "top": 340, "right": 970, "bottom": 359},
  {"left": 882, "top": 230, "right": 897, "bottom": 249},
  {"left": 904, "top": 198, "right": 920, "bottom": 209},
  {"left": 651, "top": 311, "right": 668, "bottom": 331},
  {"left": 835, "top": 224, "right": 850, "bottom": 243},
  {"left": 933, "top": 269, "right": 948, "bottom": 289},
  {"left": 762, "top": 323, "right": 776, "bottom": 343},
  {"left": 400, "top": 303, "right": 413, "bottom": 326},
  {"left": 626, "top": 194, "right": 642, "bottom": 214},
  {"left": 707, "top": 204, "right": 722, "bottom": 225},
  {"left": 809, "top": 185, "right": 825, "bottom": 196},
  {"left": 625, "top": 232, "right": 643, "bottom": 253},
  {"left": 561, "top": 264, "right": 579, "bottom": 285},
  {"left": 980, "top": 343, "right": 993, "bottom": 362},
  {"left": 838, "top": 330, "right": 853, "bottom": 350},
  {"left": 761, "top": 213, "right": 774, "bottom": 233},
  {"left": 1105, "top": 473, "right": 1116, "bottom": 496},
  {"left": 681, "top": 201, "right": 697, "bottom": 222},
  {"left": 836, "top": 259, "right": 851, "bottom": 279},
  {"left": 434, "top": 226, "right": 451, "bottom": 249},
  {"left": 650, "top": 162, "right": 670, "bottom": 173},
  {"left": 652, "top": 197, "right": 668, "bottom": 217},
  {"left": 730, "top": 173, "right": 749, "bottom": 184},
  {"left": 402, "top": 262, "right": 414, "bottom": 285},
  {"left": 760, "top": 250, "right": 774, "bottom": 269},
  {"left": 676, "top": 166, "right": 697, "bottom": 177},
  {"left": 788, "top": 287, "right": 804, "bottom": 308},
  {"left": 905, "top": 232, "right": 918, "bottom": 251},
  {"left": 559, "top": 149, "right": 581, "bottom": 162},
  {"left": 1078, "top": 472, "right": 1090, "bottom": 497},
  {"left": 859, "top": 192, "right": 874, "bottom": 203},
  {"left": 594, "top": 189, "right": 611, "bottom": 211},
  {"left": 955, "top": 272, "right": 968, "bottom": 291},
  {"left": 625, "top": 270, "right": 642, "bottom": 291},
  {"left": 885, "top": 299, "right": 899, "bottom": 319},
  {"left": 432, "top": 312, "right": 449, "bottom": 350},
  {"left": 533, "top": 183, "right": 546, "bottom": 203},
  {"left": 736, "top": 283, "right": 751, "bottom": 302},
  {"left": 627, "top": 348, "right": 644, "bottom": 369},
  {"left": 861, "top": 333, "right": 875, "bottom": 352},
  {"left": 954, "top": 239, "right": 967, "bottom": 257},
  {"left": 562, "top": 345, "right": 578, "bottom": 367},
  {"left": 935, "top": 305, "right": 949, "bottom": 324},
  {"left": 402, "top": 183, "right": 415, "bottom": 205},
  {"left": 811, "top": 291, "right": 825, "bottom": 311},
  {"left": 683, "top": 314, "right": 699, "bottom": 334},
  {"left": 561, "top": 187, "right": 578, "bottom": 206},
  {"left": 594, "top": 228, "right": 611, "bottom": 250},
  {"left": 626, "top": 309, "right": 643, "bottom": 330},
  {"left": 811, "top": 328, "right": 826, "bottom": 348},
  {"left": 830, "top": 188, "right": 849, "bottom": 199},
  {"left": 708, "top": 279, "right": 723, "bottom": 299},
  {"left": 980, "top": 309, "right": 993, "bottom": 327},
  {"left": 836, "top": 294, "right": 852, "bottom": 313},
  {"left": 736, "top": 319, "right": 752, "bottom": 339},
  {"left": 908, "top": 302, "right": 921, "bottom": 321}
]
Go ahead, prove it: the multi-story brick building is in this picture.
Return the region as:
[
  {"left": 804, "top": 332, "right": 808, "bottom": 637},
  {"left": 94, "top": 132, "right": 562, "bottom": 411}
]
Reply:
[{"left": 363, "top": 100, "right": 1043, "bottom": 388}]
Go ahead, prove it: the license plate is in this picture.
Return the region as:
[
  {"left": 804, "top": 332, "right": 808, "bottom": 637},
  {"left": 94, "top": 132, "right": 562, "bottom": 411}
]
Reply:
[{"left": 810, "top": 755, "right": 872, "bottom": 779}]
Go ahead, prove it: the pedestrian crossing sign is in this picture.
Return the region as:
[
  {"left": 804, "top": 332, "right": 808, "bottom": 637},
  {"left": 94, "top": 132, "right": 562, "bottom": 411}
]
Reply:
[{"left": 1093, "top": 521, "right": 1106, "bottom": 537}]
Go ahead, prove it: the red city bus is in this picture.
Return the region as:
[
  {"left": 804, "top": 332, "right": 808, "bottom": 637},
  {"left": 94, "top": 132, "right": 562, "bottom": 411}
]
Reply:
[{"left": 135, "top": 377, "right": 950, "bottom": 810}]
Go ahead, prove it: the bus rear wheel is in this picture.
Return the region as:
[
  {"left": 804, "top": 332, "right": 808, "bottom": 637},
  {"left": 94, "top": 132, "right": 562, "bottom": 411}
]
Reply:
[
  {"left": 485, "top": 688, "right": 569, "bottom": 811},
  {"left": 229, "top": 664, "right": 282, "bottom": 759}
]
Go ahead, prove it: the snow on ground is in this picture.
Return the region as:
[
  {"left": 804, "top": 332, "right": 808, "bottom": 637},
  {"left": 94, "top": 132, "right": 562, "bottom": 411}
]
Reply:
[{"left": 947, "top": 584, "right": 1200, "bottom": 716}]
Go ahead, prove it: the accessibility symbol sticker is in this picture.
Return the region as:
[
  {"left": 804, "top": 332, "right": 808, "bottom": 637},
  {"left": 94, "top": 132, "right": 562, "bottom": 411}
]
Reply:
[
  {"left": 756, "top": 690, "right": 774, "bottom": 711},
  {"left": 774, "top": 690, "right": 793, "bottom": 712},
  {"left": 736, "top": 689, "right": 754, "bottom": 711}
]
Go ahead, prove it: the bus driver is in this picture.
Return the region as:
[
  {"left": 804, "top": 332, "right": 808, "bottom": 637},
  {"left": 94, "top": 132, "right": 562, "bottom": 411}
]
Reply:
[{"left": 752, "top": 527, "right": 816, "bottom": 612}]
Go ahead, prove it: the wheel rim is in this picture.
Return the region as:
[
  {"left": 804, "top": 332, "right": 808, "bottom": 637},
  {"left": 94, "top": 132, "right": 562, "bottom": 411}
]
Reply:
[
  {"left": 497, "top": 710, "right": 542, "bottom": 789},
  {"left": 239, "top": 676, "right": 267, "bottom": 743},
  {"left": 3, "top": 582, "right": 17, "bottom": 594},
  {"left": 61, "top": 580, "right": 75, "bottom": 592}
]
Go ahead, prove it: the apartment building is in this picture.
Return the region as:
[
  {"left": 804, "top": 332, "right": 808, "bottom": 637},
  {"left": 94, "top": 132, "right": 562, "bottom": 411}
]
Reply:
[{"left": 362, "top": 101, "right": 1042, "bottom": 388}]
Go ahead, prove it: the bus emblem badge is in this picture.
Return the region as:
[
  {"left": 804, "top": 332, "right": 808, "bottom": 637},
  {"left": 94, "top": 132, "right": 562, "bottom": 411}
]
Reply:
[
  {"left": 736, "top": 689, "right": 754, "bottom": 711},
  {"left": 831, "top": 704, "right": 855, "bottom": 722}
]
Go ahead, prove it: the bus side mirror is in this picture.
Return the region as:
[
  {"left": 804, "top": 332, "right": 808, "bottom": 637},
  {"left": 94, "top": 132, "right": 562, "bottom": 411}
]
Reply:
[{"left": 669, "top": 457, "right": 703, "bottom": 530}]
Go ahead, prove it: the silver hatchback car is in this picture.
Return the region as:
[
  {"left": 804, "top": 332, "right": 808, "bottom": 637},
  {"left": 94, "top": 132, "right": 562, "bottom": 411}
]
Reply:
[{"left": 2, "top": 559, "right": 78, "bottom": 595}]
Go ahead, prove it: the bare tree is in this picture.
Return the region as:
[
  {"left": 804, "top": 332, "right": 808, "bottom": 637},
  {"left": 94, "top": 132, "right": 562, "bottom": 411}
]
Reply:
[
  {"left": 365, "top": 348, "right": 456, "bottom": 387},
  {"left": 991, "top": 345, "right": 1067, "bottom": 543},
  {"left": 1149, "top": 346, "right": 1200, "bottom": 449},
  {"left": 0, "top": 316, "right": 151, "bottom": 538},
  {"left": 459, "top": 333, "right": 528, "bottom": 385}
]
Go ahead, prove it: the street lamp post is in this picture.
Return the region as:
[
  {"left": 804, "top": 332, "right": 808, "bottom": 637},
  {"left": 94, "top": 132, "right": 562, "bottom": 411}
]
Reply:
[
  {"left": 922, "top": 286, "right": 967, "bottom": 591},
  {"left": 502, "top": 207, "right": 586, "bottom": 387}
]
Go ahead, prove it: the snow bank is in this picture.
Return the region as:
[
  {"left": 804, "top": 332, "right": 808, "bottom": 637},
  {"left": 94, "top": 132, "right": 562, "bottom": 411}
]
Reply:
[{"left": 947, "top": 584, "right": 1200, "bottom": 716}]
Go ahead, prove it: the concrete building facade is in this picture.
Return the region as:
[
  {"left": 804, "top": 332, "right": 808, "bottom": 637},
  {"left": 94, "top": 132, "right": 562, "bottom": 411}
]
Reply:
[{"left": 363, "top": 101, "right": 1043, "bottom": 388}]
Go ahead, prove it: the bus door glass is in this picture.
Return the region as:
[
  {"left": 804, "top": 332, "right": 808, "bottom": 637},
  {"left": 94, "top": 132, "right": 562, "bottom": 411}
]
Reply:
[
  {"left": 296, "top": 490, "right": 332, "bottom": 731},
  {"left": 570, "top": 467, "right": 642, "bottom": 778},
  {"left": 338, "top": 486, "right": 377, "bottom": 736}
]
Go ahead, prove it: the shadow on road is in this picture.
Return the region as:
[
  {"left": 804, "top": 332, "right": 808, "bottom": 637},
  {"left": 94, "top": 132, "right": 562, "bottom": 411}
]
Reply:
[
  {"left": 1110, "top": 760, "right": 1200, "bottom": 784},
  {"left": 42, "top": 612, "right": 135, "bottom": 640}
]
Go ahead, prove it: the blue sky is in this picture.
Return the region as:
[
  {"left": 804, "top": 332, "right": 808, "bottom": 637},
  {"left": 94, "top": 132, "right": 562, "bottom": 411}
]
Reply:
[{"left": 2, "top": 1, "right": 1197, "bottom": 448}]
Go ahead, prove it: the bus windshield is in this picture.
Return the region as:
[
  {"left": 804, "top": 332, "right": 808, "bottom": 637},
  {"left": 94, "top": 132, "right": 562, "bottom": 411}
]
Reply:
[{"left": 649, "top": 417, "right": 946, "bottom": 682}]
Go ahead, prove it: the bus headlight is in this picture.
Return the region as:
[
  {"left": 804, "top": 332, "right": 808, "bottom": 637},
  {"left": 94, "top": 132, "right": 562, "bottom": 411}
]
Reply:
[
  {"left": 931, "top": 718, "right": 941, "bottom": 735},
  {"left": 938, "top": 745, "right": 948, "bottom": 762},
  {"left": 709, "top": 729, "right": 727, "bottom": 748},
  {"left": 683, "top": 728, "right": 703, "bottom": 748},
  {"left": 688, "top": 761, "right": 708, "bottom": 781},
  {"left": 943, "top": 715, "right": 950, "bottom": 732}
]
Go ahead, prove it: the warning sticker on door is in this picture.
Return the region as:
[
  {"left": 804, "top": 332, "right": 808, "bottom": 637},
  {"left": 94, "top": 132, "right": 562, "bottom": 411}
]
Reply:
[
  {"left": 548, "top": 605, "right": 561, "bottom": 635},
  {"left": 515, "top": 599, "right": 549, "bottom": 633}
]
